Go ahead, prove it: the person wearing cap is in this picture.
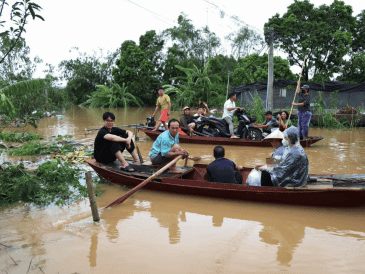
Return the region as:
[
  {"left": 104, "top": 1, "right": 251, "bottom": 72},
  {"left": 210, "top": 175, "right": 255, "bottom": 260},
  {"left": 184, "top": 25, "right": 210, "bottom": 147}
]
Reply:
[
  {"left": 252, "top": 111, "right": 279, "bottom": 137},
  {"left": 222, "top": 93, "right": 240, "bottom": 138},
  {"left": 259, "top": 126, "right": 309, "bottom": 187},
  {"left": 180, "top": 106, "right": 196, "bottom": 133},
  {"left": 292, "top": 84, "right": 311, "bottom": 140},
  {"left": 152, "top": 87, "right": 171, "bottom": 131}
]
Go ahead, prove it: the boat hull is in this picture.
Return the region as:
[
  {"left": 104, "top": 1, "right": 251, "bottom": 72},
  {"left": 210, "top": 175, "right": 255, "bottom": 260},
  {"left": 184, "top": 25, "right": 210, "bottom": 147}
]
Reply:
[
  {"left": 138, "top": 128, "right": 323, "bottom": 148},
  {"left": 87, "top": 160, "right": 365, "bottom": 207}
]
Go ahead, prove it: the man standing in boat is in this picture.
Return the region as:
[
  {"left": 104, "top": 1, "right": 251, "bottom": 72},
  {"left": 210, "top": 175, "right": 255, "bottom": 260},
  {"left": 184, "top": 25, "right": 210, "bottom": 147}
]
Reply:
[
  {"left": 152, "top": 87, "right": 171, "bottom": 131},
  {"left": 149, "top": 119, "right": 189, "bottom": 173},
  {"left": 94, "top": 112, "right": 140, "bottom": 172},
  {"left": 222, "top": 93, "right": 240, "bottom": 138}
]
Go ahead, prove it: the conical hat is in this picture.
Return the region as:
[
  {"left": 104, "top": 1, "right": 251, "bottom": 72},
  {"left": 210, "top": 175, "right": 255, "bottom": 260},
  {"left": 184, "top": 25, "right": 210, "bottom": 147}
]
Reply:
[{"left": 263, "top": 129, "right": 285, "bottom": 141}]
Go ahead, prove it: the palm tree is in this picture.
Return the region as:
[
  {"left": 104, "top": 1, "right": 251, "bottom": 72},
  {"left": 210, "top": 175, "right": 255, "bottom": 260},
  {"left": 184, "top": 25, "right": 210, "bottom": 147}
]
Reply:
[{"left": 81, "top": 83, "right": 140, "bottom": 108}]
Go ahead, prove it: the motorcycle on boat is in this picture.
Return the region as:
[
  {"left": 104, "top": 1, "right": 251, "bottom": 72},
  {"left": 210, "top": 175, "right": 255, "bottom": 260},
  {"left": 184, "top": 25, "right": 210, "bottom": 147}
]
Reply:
[{"left": 194, "top": 108, "right": 263, "bottom": 140}]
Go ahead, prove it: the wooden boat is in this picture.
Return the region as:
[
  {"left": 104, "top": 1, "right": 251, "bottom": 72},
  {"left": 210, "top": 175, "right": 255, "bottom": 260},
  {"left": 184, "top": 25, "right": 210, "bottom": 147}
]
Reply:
[
  {"left": 87, "top": 160, "right": 365, "bottom": 207},
  {"left": 138, "top": 128, "right": 323, "bottom": 148}
]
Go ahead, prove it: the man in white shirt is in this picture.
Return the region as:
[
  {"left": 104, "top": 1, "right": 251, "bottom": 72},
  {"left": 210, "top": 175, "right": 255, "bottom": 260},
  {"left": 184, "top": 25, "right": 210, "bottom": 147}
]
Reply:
[{"left": 222, "top": 93, "right": 240, "bottom": 138}]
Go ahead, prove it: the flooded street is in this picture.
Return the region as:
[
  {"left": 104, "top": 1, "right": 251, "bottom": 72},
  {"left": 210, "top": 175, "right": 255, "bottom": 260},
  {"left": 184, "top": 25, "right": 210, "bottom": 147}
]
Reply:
[{"left": 1, "top": 107, "right": 365, "bottom": 273}]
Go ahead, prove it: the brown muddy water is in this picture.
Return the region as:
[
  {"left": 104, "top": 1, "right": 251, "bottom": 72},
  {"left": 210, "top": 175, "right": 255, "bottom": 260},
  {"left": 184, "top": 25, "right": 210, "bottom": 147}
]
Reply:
[{"left": 1, "top": 106, "right": 365, "bottom": 273}]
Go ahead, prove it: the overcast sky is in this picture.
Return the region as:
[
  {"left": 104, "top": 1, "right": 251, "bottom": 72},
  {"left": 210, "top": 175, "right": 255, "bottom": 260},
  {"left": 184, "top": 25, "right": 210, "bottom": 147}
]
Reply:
[{"left": 15, "top": 0, "right": 365, "bottom": 77}]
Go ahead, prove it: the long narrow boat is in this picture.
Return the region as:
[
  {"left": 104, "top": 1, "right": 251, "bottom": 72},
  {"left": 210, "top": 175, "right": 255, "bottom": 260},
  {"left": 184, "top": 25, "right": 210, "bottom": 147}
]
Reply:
[
  {"left": 87, "top": 160, "right": 365, "bottom": 207},
  {"left": 138, "top": 128, "right": 323, "bottom": 148}
]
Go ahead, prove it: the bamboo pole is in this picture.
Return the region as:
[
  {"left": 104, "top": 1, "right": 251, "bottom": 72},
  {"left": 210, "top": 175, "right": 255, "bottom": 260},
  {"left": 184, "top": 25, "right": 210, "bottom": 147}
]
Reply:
[
  {"left": 287, "top": 56, "right": 307, "bottom": 126},
  {"left": 85, "top": 171, "right": 100, "bottom": 222}
]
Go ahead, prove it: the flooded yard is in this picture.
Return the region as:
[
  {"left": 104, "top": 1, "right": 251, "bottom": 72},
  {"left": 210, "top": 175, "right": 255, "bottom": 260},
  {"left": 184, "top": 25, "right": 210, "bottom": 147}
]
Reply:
[{"left": 1, "top": 107, "right": 365, "bottom": 273}]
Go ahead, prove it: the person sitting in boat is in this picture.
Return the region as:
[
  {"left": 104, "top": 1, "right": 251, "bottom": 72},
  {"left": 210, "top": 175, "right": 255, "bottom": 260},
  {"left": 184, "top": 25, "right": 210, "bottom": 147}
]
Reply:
[
  {"left": 180, "top": 106, "right": 196, "bottom": 134},
  {"left": 254, "top": 129, "right": 287, "bottom": 172},
  {"left": 193, "top": 103, "right": 210, "bottom": 130},
  {"left": 277, "top": 111, "right": 291, "bottom": 131},
  {"left": 94, "top": 112, "right": 140, "bottom": 172},
  {"left": 259, "top": 126, "right": 309, "bottom": 187},
  {"left": 206, "top": 145, "right": 244, "bottom": 184},
  {"left": 252, "top": 111, "right": 279, "bottom": 137},
  {"left": 195, "top": 102, "right": 209, "bottom": 117},
  {"left": 149, "top": 119, "right": 189, "bottom": 173}
]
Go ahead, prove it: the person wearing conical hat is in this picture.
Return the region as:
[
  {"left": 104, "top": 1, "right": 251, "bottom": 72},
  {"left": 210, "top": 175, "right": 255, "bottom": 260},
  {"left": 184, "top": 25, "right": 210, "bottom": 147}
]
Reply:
[
  {"left": 254, "top": 129, "right": 286, "bottom": 171},
  {"left": 260, "top": 126, "right": 309, "bottom": 187},
  {"left": 264, "top": 129, "right": 287, "bottom": 160}
]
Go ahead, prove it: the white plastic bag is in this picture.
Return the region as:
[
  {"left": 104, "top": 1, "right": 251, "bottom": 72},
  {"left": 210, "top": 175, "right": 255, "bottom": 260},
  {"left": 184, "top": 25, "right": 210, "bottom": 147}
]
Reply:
[{"left": 246, "top": 169, "right": 262, "bottom": 186}]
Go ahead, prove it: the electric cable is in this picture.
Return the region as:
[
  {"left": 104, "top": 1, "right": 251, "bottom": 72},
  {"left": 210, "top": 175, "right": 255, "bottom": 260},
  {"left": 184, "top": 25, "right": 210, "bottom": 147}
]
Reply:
[{"left": 123, "top": 0, "right": 175, "bottom": 26}]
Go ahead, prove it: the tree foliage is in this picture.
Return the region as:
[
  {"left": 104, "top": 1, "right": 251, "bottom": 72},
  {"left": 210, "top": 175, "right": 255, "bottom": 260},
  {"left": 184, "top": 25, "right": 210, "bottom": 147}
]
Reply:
[
  {"left": 0, "top": 34, "right": 42, "bottom": 85},
  {"left": 59, "top": 47, "right": 118, "bottom": 104},
  {"left": 0, "top": 0, "right": 44, "bottom": 64},
  {"left": 112, "top": 38, "right": 159, "bottom": 106},
  {"left": 81, "top": 83, "right": 140, "bottom": 108},
  {"left": 163, "top": 13, "right": 221, "bottom": 65},
  {"left": 338, "top": 52, "right": 365, "bottom": 83},
  {"left": 265, "top": 0, "right": 356, "bottom": 81},
  {"left": 165, "top": 59, "right": 220, "bottom": 108},
  {"left": 232, "top": 53, "right": 296, "bottom": 86},
  {"left": 225, "top": 26, "right": 264, "bottom": 59}
]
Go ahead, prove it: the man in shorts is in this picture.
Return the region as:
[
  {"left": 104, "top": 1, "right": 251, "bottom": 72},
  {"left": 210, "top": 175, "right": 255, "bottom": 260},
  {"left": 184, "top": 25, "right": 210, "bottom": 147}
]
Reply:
[
  {"left": 149, "top": 119, "right": 189, "bottom": 173},
  {"left": 94, "top": 112, "right": 140, "bottom": 172},
  {"left": 152, "top": 87, "right": 171, "bottom": 131}
]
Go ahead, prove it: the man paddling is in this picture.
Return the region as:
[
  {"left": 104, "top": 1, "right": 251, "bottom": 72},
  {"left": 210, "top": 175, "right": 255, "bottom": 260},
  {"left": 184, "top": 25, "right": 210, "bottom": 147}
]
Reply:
[
  {"left": 149, "top": 119, "right": 189, "bottom": 173},
  {"left": 152, "top": 87, "right": 171, "bottom": 131},
  {"left": 94, "top": 112, "right": 140, "bottom": 172}
]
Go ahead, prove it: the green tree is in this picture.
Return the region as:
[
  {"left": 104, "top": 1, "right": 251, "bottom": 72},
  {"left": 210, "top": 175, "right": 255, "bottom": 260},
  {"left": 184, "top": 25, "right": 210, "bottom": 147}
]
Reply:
[
  {"left": 81, "top": 83, "right": 140, "bottom": 108},
  {"left": 164, "top": 59, "right": 219, "bottom": 108},
  {"left": 0, "top": 0, "right": 44, "bottom": 64},
  {"left": 161, "top": 44, "right": 188, "bottom": 85},
  {"left": 59, "top": 47, "right": 118, "bottom": 104},
  {"left": 139, "top": 30, "right": 164, "bottom": 76},
  {"left": 265, "top": 0, "right": 356, "bottom": 81},
  {"left": 338, "top": 52, "right": 365, "bottom": 83},
  {"left": 232, "top": 53, "right": 295, "bottom": 86},
  {"left": 164, "top": 13, "right": 221, "bottom": 66},
  {"left": 112, "top": 40, "right": 158, "bottom": 106},
  {"left": 352, "top": 10, "right": 365, "bottom": 53},
  {"left": 0, "top": 34, "right": 42, "bottom": 85},
  {"left": 225, "top": 26, "right": 264, "bottom": 59}
]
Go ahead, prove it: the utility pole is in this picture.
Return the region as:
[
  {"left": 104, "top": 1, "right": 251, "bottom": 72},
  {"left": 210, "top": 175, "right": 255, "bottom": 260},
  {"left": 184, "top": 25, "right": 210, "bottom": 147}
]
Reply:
[
  {"left": 267, "top": 27, "right": 274, "bottom": 110},
  {"left": 226, "top": 71, "right": 232, "bottom": 101}
]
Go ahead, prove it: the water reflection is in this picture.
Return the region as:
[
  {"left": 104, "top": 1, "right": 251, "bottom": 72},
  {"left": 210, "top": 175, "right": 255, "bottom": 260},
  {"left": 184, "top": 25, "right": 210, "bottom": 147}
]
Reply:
[{"left": 115, "top": 192, "right": 365, "bottom": 267}]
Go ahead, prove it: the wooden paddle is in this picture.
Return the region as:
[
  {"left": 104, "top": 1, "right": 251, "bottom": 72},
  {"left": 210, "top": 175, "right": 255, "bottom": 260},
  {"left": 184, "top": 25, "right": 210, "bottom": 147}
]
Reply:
[
  {"left": 85, "top": 123, "right": 144, "bottom": 132},
  {"left": 287, "top": 56, "right": 307, "bottom": 126},
  {"left": 104, "top": 155, "right": 183, "bottom": 209}
]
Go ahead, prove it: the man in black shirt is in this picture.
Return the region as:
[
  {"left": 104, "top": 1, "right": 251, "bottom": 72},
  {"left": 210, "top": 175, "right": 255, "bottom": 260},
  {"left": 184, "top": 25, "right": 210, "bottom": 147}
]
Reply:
[
  {"left": 206, "top": 146, "right": 243, "bottom": 184},
  {"left": 94, "top": 112, "right": 140, "bottom": 172}
]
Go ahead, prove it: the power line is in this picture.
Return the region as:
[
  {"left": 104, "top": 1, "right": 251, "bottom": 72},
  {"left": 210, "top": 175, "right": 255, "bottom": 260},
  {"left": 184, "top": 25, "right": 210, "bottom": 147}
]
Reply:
[{"left": 123, "top": 0, "right": 175, "bottom": 26}]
